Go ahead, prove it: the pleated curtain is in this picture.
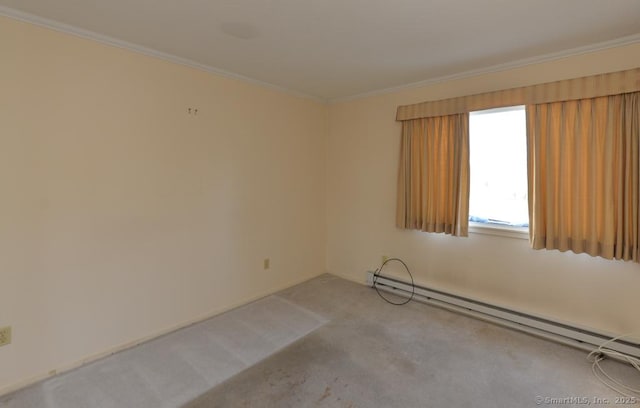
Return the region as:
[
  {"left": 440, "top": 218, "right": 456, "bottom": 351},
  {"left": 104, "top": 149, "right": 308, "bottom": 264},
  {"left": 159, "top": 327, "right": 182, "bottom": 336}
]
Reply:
[
  {"left": 526, "top": 92, "right": 640, "bottom": 261},
  {"left": 395, "top": 68, "right": 640, "bottom": 260},
  {"left": 396, "top": 113, "right": 470, "bottom": 236}
]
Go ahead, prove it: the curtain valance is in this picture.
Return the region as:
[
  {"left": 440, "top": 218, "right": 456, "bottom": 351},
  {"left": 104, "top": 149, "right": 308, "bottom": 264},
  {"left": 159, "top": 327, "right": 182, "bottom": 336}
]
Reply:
[{"left": 396, "top": 67, "right": 640, "bottom": 121}]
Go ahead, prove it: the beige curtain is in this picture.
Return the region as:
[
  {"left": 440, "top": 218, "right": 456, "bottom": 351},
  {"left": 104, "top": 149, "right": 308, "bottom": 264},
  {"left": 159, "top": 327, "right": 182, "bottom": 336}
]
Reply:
[
  {"left": 527, "top": 92, "right": 640, "bottom": 261},
  {"left": 397, "top": 113, "right": 470, "bottom": 236}
]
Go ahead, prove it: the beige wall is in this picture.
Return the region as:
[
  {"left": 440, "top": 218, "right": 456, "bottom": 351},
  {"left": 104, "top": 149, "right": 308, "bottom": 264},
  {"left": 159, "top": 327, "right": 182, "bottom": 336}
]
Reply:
[
  {"left": 327, "top": 43, "right": 640, "bottom": 336},
  {"left": 3, "top": 10, "right": 640, "bottom": 397},
  {"left": 0, "top": 16, "right": 326, "bottom": 393}
]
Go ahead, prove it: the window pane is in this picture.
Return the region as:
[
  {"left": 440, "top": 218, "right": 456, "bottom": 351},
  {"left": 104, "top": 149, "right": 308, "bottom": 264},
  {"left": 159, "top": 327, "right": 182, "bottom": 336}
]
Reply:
[{"left": 469, "top": 106, "right": 528, "bottom": 227}]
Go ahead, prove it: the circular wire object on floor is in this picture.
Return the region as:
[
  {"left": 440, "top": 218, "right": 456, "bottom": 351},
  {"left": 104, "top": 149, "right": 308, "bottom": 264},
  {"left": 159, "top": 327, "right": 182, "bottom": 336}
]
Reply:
[{"left": 372, "top": 257, "right": 415, "bottom": 305}]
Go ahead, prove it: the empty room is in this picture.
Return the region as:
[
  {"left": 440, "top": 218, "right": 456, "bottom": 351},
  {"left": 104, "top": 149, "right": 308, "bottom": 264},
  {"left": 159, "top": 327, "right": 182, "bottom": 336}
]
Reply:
[{"left": 2, "top": 1, "right": 640, "bottom": 407}]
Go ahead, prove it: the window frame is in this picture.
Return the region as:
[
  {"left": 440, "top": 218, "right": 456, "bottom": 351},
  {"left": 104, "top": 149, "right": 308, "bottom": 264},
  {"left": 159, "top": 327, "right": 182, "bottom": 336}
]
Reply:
[{"left": 468, "top": 222, "right": 529, "bottom": 239}]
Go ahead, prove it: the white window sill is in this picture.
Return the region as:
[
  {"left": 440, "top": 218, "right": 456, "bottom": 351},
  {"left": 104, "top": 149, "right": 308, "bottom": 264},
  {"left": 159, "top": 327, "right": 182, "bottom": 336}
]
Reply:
[{"left": 468, "top": 222, "right": 529, "bottom": 240}]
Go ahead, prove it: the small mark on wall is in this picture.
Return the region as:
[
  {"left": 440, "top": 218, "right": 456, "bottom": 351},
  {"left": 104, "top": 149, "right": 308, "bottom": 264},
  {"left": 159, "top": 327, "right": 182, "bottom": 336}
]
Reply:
[{"left": 187, "top": 107, "right": 199, "bottom": 115}]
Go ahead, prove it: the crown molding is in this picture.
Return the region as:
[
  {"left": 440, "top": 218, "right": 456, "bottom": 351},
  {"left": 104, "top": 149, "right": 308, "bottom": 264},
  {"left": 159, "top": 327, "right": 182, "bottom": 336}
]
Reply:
[
  {"left": 329, "top": 32, "right": 640, "bottom": 104},
  {"left": 0, "top": 6, "right": 327, "bottom": 104},
  {"left": 2, "top": 5, "right": 639, "bottom": 105}
]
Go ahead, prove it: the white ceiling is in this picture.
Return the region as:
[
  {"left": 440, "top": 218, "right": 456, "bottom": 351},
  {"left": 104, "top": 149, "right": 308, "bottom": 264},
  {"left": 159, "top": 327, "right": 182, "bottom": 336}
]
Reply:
[{"left": 2, "top": 0, "right": 640, "bottom": 101}]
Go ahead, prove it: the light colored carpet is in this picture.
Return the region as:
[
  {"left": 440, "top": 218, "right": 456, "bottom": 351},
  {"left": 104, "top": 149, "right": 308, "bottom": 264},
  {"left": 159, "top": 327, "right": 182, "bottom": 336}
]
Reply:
[
  {"left": 3, "top": 274, "right": 639, "bottom": 407},
  {"left": 186, "top": 274, "right": 640, "bottom": 407},
  {"left": 0, "top": 296, "right": 326, "bottom": 408}
]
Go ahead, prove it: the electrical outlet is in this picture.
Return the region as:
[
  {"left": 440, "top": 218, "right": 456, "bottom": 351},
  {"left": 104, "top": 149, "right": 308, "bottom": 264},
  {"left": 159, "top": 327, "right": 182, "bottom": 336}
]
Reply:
[
  {"left": 263, "top": 258, "right": 270, "bottom": 270},
  {"left": 0, "top": 326, "right": 11, "bottom": 347}
]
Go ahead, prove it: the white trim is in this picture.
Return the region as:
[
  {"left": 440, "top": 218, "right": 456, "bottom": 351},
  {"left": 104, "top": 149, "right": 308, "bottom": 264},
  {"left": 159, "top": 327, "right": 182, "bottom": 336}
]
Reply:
[
  {"left": 0, "top": 6, "right": 326, "bottom": 104},
  {"left": 330, "top": 33, "right": 640, "bottom": 104},
  {"left": 0, "top": 273, "right": 321, "bottom": 398},
  {"left": 2, "top": 5, "right": 640, "bottom": 104},
  {"left": 468, "top": 222, "right": 529, "bottom": 240}
]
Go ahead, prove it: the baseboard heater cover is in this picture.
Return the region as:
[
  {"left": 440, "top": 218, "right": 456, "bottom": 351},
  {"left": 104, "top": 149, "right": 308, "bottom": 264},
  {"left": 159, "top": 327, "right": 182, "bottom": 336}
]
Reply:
[{"left": 367, "top": 271, "right": 640, "bottom": 359}]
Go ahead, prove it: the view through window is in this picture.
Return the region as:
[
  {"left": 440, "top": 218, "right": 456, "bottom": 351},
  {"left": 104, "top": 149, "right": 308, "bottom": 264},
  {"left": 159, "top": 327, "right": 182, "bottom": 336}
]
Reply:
[{"left": 469, "top": 106, "right": 529, "bottom": 228}]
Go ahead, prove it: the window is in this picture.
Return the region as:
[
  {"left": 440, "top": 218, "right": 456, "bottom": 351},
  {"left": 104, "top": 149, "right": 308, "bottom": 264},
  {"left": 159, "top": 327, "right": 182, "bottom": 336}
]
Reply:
[{"left": 469, "top": 106, "right": 528, "bottom": 231}]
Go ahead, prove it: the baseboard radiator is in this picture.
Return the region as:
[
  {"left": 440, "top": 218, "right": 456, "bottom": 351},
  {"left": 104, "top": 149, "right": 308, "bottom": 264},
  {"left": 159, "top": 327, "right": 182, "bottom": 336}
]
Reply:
[{"left": 367, "top": 271, "right": 640, "bottom": 359}]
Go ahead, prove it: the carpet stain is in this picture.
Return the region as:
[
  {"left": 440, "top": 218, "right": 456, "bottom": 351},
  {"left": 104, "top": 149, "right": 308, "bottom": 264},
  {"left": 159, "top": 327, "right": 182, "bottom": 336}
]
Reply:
[
  {"left": 390, "top": 355, "right": 416, "bottom": 376},
  {"left": 318, "top": 386, "right": 331, "bottom": 402}
]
